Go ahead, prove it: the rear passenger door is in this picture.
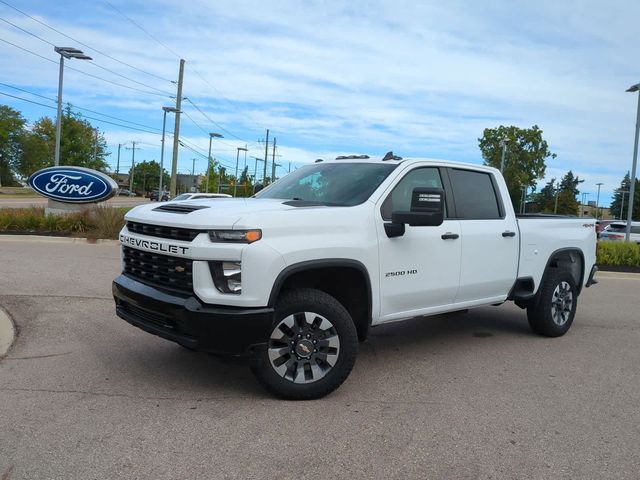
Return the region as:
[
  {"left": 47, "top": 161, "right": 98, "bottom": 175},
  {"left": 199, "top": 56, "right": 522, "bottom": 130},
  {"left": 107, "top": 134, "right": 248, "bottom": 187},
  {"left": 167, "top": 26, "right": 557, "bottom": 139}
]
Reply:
[{"left": 447, "top": 168, "right": 519, "bottom": 303}]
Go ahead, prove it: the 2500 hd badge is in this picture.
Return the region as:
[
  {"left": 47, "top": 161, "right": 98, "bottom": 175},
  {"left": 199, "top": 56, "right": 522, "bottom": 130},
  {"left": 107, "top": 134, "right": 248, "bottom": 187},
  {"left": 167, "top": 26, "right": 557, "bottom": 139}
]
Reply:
[{"left": 119, "top": 234, "right": 190, "bottom": 255}]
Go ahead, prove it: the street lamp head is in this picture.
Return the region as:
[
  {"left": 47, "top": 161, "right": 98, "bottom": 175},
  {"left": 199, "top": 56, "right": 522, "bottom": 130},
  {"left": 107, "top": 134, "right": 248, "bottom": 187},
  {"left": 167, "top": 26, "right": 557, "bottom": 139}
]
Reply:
[
  {"left": 237, "top": 147, "right": 248, "bottom": 152},
  {"left": 626, "top": 83, "right": 640, "bottom": 93},
  {"left": 162, "top": 106, "right": 180, "bottom": 113},
  {"left": 210, "top": 132, "right": 223, "bottom": 138},
  {"left": 54, "top": 46, "right": 92, "bottom": 60}
]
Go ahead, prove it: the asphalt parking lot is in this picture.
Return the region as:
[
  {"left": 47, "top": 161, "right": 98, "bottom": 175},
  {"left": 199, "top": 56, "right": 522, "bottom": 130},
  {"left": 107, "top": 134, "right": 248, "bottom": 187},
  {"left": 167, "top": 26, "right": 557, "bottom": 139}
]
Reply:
[{"left": 1, "top": 238, "right": 639, "bottom": 479}]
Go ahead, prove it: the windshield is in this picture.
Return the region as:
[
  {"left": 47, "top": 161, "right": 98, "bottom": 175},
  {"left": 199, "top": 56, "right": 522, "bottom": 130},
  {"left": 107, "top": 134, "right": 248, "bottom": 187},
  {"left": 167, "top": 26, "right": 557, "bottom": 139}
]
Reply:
[{"left": 254, "top": 162, "right": 398, "bottom": 206}]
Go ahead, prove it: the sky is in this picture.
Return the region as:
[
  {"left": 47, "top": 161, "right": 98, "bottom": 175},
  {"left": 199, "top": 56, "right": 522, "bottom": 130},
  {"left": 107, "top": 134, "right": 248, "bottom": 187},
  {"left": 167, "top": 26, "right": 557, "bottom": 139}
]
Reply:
[{"left": 1, "top": 0, "right": 639, "bottom": 205}]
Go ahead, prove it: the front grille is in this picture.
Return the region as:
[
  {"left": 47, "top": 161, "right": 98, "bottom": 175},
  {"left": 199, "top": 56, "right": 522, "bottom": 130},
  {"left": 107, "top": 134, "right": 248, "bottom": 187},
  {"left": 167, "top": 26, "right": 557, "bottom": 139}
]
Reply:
[
  {"left": 126, "top": 221, "right": 205, "bottom": 242},
  {"left": 122, "top": 246, "right": 193, "bottom": 295},
  {"left": 119, "top": 302, "right": 177, "bottom": 331}
]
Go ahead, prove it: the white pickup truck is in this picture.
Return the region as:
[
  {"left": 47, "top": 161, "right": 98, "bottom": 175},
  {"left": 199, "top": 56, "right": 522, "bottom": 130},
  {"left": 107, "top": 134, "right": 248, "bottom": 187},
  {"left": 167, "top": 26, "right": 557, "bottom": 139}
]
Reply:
[{"left": 113, "top": 156, "right": 598, "bottom": 399}]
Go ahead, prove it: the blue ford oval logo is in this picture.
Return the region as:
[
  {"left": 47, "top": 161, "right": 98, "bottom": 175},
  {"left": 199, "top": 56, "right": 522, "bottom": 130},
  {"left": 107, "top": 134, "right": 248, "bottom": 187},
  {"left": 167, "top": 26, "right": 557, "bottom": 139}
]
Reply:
[{"left": 28, "top": 166, "right": 118, "bottom": 204}]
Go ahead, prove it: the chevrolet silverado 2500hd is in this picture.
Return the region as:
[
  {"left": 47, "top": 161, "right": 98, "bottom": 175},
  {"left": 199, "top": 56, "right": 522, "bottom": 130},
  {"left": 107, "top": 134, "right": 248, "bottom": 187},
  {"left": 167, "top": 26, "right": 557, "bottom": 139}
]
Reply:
[{"left": 113, "top": 156, "right": 598, "bottom": 399}]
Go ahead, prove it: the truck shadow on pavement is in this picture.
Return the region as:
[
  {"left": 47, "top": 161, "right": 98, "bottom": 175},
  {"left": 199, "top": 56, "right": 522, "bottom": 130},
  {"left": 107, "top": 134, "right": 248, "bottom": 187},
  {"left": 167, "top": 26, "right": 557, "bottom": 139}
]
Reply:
[{"left": 111, "top": 305, "right": 533, "bottom": 398}]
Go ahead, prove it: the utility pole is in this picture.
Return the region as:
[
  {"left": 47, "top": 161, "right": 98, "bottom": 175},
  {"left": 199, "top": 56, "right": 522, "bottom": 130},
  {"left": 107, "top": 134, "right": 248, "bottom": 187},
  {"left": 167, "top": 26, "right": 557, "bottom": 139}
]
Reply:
[
  {"left": 271, "top": 137, "right": 277, "bottom": 182},
  {"left": 191, "top": 158, "right": 197, "bottom": 192},
  {"left": 499, "top": 138, "right": 507, "bottom": 172},
  {"left": 93, "top": 128, "right": 99, "bottom": 164},
  {"left": 116, "top": 143, "right": 123, "bottom": 174},
  {"left": 126, "top": 142, "right": 140, "bottom": 193},
  {"left": 580, "top": 193, "right": 588, "bottom": 218},
  {"left": 596, "top": 182, "right": 604, "bottom": 220},
  {"left": 170, "top": 59, "right": 185, "bottom": 198},
  {"left": 262, "top": 129, "right": 269, "bottom": 184},
  {"left": 206, "top": 132, "right": 223, "bottom": 193},
  {"left": 235, "top": 147, "right": 248, "bottom": 196}
]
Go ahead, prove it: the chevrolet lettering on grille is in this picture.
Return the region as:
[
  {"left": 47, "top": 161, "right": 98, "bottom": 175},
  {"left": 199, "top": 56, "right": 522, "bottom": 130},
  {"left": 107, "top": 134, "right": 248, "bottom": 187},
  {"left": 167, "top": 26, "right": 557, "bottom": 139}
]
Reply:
[{"left": 119, "top": 234, "right": 190, "bottom": 255}]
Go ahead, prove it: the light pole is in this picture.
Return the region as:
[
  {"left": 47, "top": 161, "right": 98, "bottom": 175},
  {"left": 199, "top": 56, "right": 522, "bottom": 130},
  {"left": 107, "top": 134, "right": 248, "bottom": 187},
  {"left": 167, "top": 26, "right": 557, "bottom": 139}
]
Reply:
[
  {"left": 206, "top": 132, "right": 223, "bottom": 193},
  {"left": 160, "top": 107, "right": 179, "bottom": 197},
  {"left": 596, "top": 182, "right": 604, "bottom": 220},
  {"left": 54, "top": 47, "right": 92, "bottom": 166},
  {"left": 252, "top": 157, "right": 264, "bottom": 183},
  {"left": 234, "top": 147, "right": 248, "bottom": 196},
  {"left": 619, "top": 190, "right": 629, "bottom": 220},
  {"left": 499, "top": 137, "right": 508, "bottom": 173},
  {"left": 625, "top": 82, "right": 640, "bottom": 241}
]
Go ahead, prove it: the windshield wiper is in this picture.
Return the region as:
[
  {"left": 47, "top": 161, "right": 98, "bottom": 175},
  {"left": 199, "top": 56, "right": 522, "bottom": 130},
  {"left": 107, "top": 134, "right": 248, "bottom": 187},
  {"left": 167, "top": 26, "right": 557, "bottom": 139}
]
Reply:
[{"left": 283, "top": 198, "right": 345, "bottom": 207}]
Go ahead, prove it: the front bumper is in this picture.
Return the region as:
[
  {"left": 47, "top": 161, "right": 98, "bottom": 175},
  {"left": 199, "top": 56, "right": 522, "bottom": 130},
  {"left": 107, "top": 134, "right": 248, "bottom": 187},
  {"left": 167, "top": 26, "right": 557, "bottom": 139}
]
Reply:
[{"left": 112, "top": 275, "right": 274, "bottom": 355}]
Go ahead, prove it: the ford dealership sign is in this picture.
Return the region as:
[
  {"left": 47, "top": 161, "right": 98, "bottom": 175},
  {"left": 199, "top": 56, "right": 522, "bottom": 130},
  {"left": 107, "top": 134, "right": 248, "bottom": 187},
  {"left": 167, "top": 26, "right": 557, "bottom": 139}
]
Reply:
[{"left": 28, "top": 166, "right": 118, "bottom": 203}]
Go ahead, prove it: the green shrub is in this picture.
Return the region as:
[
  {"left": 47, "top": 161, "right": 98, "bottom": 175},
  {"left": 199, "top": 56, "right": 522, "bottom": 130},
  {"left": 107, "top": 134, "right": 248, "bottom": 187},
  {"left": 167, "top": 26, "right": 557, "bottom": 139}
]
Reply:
[
  {"left": 88, "top": 206, "right": 127, "bottom": 239},
  {"left": 0, "top": 206, "right": 128, "bottom": 239},
  {"left": 597, "top": 241, "right": 640, "bottom": 267}
]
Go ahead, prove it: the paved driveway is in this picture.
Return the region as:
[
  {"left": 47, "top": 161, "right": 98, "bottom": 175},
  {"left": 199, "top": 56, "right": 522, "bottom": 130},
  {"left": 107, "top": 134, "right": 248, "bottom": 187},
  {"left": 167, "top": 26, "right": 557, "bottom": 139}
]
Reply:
[{"left": 1, "top": 238, "right": 639, "bottom": 479}]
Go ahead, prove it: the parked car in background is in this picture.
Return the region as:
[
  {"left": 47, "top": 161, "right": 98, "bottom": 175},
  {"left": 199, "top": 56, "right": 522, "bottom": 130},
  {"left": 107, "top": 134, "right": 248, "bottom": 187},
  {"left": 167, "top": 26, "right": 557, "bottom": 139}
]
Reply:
[
  {"left": 595, "top": 220, "right": 616, "bottom": 236},
  {"left": 149, "top": 190, "right": 169, "bottom": 201},
  {"left": 171, "top": 193, "right": 232, "bottom": 201},
  {"left": 599, "top": 221, "right": 640, "bottom": 243},
  {"left": 117, "top": 188, "right": 136, "bottom": 197}
]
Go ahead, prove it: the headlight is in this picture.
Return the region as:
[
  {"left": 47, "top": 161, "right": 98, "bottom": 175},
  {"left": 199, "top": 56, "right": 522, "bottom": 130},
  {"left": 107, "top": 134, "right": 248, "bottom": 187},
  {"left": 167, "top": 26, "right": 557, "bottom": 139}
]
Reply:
[
  {"left": 209, "top": 261, "right": 242, "bottom": 294},
  {"left": 209, "top": 229, "right": 261, "bottom": 243}
]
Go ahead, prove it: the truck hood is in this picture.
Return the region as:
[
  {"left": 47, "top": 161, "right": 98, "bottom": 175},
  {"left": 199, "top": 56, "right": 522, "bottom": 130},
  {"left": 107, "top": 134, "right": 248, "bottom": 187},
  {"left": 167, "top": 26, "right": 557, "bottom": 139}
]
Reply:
[{"left": 125, "top": 198, "right": 323, "bottom": 229}]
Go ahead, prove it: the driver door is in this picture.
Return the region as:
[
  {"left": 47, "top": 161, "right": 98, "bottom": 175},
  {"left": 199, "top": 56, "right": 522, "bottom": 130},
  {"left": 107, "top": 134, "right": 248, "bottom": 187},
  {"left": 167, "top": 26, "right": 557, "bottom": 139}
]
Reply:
[{"left": 375, "top": 166, "right": 461, "bottom": 322}]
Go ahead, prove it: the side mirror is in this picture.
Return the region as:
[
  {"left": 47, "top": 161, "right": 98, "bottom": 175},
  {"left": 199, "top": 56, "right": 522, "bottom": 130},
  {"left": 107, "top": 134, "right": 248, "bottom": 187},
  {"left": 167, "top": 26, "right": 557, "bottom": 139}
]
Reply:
[
  {"left": 253, "top": 183, "right": 264, "bottom": 194},
  {"left": 391, "top": 187, "right": 445, "bottom": 227}
]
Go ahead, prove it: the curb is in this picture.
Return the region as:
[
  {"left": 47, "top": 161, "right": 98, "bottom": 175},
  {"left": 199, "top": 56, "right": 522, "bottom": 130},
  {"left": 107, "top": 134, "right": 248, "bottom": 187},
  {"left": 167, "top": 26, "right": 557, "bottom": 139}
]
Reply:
[
  {"left": 596, "top": 271, "right": 640, "bottom": 280},
  {"left": 0, "top": 234, "right": 119, "bottom": 245},
  {"left": 0, "top": 305, "right": 16, "bottom": 359}
]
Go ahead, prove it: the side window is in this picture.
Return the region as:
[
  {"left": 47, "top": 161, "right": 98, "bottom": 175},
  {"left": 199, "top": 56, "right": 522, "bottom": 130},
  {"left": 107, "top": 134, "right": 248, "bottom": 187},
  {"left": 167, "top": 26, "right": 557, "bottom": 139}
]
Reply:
[
  {"left": 449, "top": 169, "right": 501, "bottom": 220},
  {"left": 631, "top": 226, "right": 640, "bottom": 234},
  {"left": 381, "top": 167, "right": 444, "bottom": 220}
]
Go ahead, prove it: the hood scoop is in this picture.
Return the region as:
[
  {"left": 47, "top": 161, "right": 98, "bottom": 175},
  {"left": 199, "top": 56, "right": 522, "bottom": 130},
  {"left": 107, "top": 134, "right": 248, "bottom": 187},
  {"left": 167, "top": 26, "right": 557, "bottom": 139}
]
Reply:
[{"left": 153, "top": 203, "right": 210, "bottom": 214}]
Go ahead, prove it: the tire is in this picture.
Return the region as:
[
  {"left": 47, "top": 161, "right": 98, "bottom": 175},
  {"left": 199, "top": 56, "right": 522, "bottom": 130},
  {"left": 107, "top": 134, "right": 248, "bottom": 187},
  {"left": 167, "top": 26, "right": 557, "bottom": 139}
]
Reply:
[
  {"left": 527, "top": 269, "right": 578, "bottom": 337},
  {"left": 250, "top": 288, "right": 358, "bottom": 400}
]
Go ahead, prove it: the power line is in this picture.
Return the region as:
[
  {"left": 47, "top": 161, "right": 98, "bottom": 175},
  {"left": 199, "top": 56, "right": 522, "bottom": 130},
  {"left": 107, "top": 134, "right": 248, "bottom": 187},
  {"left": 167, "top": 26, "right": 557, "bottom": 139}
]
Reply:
[
  {"left": 0, "top": 36, "right": 172, "bottom": 98},
  {"left": 184, "top": 97, "right": 257, "bottom": 145},
  {"left": 99, "top": 0, "right": 267, "bottom": 138},
  {"left": 0, "top": 81, "right": 164, "bottom": 132},
  {"left": 0, "top": 90, "right": 162, "bottom": 135},
  {"left": 0, "top": 0, "right": 173, "bottom": 83},
  {"left": 103, "top": 0, "right": 182, "bottom": 59},
  {"left": 0, "top": 17, "right": 174, "bottom": 96}
]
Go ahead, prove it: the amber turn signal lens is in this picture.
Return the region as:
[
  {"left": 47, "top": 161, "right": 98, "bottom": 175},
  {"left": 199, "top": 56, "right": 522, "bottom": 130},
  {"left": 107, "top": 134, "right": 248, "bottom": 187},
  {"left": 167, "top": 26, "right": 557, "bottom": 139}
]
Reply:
[{"left": 245, "top": 230, "right": 262, "bottom": 243}]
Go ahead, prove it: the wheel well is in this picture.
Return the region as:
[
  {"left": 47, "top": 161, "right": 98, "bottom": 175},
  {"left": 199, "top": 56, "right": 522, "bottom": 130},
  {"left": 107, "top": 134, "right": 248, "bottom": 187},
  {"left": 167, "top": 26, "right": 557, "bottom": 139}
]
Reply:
[
  {"left": 271, "top": 264, "right": 372, "bottom": 341},
  {"left": 545, "top": 248, "right": 585, "bottom": 294}
]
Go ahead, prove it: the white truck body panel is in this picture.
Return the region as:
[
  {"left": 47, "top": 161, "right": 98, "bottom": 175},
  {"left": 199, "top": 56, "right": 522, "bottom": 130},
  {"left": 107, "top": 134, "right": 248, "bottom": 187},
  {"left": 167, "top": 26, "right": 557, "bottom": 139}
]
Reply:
[{"left": 120, "top": 157, "right": 597, "bottom": 325}]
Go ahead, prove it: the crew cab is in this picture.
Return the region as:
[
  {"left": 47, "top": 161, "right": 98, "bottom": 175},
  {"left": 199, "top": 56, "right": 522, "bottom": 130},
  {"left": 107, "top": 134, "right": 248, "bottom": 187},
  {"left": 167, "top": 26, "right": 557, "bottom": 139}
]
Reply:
[{"left": 113, "top": 156, "right": 598, "bottom": 399}]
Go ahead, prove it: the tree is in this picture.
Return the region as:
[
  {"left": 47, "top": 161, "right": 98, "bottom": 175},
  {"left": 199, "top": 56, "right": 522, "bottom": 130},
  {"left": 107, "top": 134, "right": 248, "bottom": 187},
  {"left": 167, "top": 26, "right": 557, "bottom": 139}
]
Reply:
[
  {"left": 610, "top": 172, "right": 640, "bottom": 221},
  {"left": 532, "top": 171, "right": 583, "bottom": 215},
  {"left": 128, "top": 160, "right": 169, "bottom": 194},
  {"left": 14, "top": 106, "right": 109, "bottom": 178},
  {"left": 0, "top": 105, "right": 26, "bottom": 186},
  {"left": 15, "top": 117, "right": 55, "bottom": 178},
  {"left": 478, "top": 125, "right": 555, "bottom": 209}
]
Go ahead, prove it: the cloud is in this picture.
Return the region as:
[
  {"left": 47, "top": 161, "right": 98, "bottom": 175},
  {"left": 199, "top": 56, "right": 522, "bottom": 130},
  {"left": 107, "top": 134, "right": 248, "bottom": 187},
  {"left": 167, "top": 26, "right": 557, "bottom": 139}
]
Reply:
[{"left": 2, "top": 0, "right": 639, "bottom": 203}]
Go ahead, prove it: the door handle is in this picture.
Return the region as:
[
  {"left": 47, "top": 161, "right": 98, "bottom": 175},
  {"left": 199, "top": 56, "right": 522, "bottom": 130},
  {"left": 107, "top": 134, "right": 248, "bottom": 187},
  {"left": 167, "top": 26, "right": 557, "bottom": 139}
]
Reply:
[
  {"left": 441, "top": 233, "right": 459, "bottom": 240},
  {"left": 502, "top": 231, "right": 516, "bottom": 237}
]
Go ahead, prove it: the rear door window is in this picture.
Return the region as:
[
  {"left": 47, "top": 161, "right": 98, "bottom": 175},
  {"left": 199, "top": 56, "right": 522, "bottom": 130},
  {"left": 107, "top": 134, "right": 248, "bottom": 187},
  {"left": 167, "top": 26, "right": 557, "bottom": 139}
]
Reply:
[{"left": 448, "top": 169, "right": 502, "bottom": 220}]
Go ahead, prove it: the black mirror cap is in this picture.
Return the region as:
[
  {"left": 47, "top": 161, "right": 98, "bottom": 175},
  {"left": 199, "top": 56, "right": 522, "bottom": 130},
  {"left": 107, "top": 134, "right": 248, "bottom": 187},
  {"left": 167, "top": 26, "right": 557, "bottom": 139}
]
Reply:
[
  {"left": 384, "top": 222, "right": 405, "bottom": 238},
  {"left": 392, "top": 211, "right": 444, "bottom": 227},
  {"left": 253, "top": 183, "right": 264, "bottom": 194},
  {"left": 410, "top": 187, "right": 444, "bottom": 214}
]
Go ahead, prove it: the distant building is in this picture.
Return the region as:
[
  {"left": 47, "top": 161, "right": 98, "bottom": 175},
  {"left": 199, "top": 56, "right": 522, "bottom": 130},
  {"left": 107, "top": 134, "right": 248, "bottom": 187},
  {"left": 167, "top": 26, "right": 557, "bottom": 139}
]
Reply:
[{"left": 580, "top": 203, "right": 613, "bottom": 220}]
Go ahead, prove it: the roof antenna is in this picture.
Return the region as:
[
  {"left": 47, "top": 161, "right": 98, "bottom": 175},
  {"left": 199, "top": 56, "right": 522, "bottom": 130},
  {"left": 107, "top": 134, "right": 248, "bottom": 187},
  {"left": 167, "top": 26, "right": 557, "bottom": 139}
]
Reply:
[{"left": 382, "top": 151, "right": 402, "bottom": 161}]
